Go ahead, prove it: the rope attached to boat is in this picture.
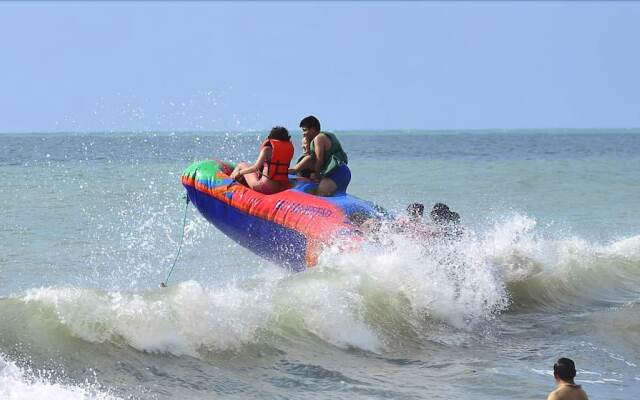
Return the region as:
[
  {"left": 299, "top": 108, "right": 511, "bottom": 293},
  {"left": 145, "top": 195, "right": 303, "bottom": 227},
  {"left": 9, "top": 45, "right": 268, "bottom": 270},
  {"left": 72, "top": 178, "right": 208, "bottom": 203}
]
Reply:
[{"left": 160, "top": 195, "right": 190, "bottom": 288}]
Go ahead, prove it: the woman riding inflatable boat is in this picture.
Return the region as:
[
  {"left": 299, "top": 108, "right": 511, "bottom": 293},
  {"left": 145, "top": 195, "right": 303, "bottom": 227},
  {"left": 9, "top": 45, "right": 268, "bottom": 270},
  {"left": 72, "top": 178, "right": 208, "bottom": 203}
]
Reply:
[{"left": 230, "top": 126, "right": 294, "bottom": 195}]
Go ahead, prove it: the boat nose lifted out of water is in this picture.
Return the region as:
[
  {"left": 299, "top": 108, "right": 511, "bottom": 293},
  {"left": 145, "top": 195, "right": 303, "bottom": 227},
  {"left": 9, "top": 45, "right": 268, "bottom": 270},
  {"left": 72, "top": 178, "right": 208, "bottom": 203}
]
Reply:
[{"left": 181, "top": 159, "right": 388, "bottom": 271}]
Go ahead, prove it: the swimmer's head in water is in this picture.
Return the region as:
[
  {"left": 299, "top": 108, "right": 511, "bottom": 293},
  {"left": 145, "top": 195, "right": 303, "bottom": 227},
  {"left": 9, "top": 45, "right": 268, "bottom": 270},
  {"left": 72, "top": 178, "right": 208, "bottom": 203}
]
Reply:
[
  {"left": 553, "top": 358, "right": 577, "bottom": 381},
  {"left": 407, "top": 203, "right": 424, "bottom": 219},
  {"left": 431, "top": 203, "right": 460, "bottom": 224}
]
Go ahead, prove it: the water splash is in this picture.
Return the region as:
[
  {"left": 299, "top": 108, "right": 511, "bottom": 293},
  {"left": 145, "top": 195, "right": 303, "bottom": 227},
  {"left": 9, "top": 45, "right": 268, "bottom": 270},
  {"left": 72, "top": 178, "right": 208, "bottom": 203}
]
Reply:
[{"left": 0, "top": 353, "right": 120, "bottom": 400}]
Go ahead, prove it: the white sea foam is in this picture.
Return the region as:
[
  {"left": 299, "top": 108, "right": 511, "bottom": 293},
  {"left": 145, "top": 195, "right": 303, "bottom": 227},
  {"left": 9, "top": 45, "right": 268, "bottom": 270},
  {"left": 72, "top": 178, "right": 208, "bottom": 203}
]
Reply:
[
  {"left": 0, "top": 354, "right": 120, "bottom": 400},
  {"left": 604, "top": 235, "right": 640, "bottom": 261},
  {"left": 469, "top": 214, "right": 640, "bottom": 281},
  {"left": 18, "top": 214, "right": 640, "bottom": 356},
  {"left": 23, "top": 281, "right": 274, "bottom": 356},
  {"left": 21, "top": 272, "right": 382, "bottom": 355},
  {"left": 320, "top": 227, "right": 510, "bottom": 329}
]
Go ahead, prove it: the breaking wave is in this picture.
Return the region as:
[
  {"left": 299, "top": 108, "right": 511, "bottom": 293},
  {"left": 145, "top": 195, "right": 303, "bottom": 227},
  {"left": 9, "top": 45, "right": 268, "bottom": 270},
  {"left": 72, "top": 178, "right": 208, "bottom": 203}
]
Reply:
[
  {"left": 1, "top": 215, "right": 638, "bottom": 358},
  {"left": 0, "top": 353, "right": 120, "bottom": 400}
]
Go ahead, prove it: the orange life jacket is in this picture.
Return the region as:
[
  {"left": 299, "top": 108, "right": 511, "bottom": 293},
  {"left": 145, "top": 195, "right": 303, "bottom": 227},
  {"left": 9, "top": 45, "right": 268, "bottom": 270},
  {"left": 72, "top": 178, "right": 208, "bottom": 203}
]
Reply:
[{"left": 261, "top": 139, "right": 294, "bottom": 183}]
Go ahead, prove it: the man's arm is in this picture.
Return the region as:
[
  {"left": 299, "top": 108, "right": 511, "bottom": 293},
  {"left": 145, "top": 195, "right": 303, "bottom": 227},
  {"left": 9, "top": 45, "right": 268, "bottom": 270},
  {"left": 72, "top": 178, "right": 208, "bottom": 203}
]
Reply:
[
  {"left": 289, "top": 154, "right": 313, "bottom": 174},
  {"left": 313, "top": 134, "right": 329, "bottom": 176}
]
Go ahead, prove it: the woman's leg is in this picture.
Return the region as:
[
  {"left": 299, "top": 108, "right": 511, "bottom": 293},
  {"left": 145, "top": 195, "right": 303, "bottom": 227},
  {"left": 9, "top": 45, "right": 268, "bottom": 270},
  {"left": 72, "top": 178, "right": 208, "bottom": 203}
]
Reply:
[
  {"left": 242, "top": 169, "right": 264, "bottom": 189},
  {"left": 248, "top": 177, "right": 284, "bottom": 194},
  {"left": 234, "top": 163, "right": 285, "bottom": 194},
  {"left": 231, "top": 162, "right": 252, "bottom": 185},
  {"left": 232, "top": 162, "right": 249, "bottom": 174}
]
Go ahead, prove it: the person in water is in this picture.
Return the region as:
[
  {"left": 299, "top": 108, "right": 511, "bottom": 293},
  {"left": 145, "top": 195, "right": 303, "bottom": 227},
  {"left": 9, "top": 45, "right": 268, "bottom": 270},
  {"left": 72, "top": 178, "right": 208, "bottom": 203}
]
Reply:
[
  {"left": 297, "top": 115, "right": 350, "bottom": 196},
  {"left": 547, "top": 358, "right": 589, "bottom": 400},
  {"left": 430, "top": 202, "right": 463, "bottom": 238},
  {"left": 229, "top": 126, "right": 294, "bottom": 195},
  {"left": 407, "top": 203, "right": 425, "bottom": 221},
  {"left": 388, "top": 202, "right": 464, "bottom": 241},
  {"left": 389, "top": 203, "right": 437, "bottom": 239}
]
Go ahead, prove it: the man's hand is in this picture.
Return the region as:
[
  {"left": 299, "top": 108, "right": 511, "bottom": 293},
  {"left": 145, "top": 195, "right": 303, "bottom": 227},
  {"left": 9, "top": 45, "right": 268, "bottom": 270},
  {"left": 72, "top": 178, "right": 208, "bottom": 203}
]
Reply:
[{"left": 310, "top": 172, "right": 321, "bottom": 182}]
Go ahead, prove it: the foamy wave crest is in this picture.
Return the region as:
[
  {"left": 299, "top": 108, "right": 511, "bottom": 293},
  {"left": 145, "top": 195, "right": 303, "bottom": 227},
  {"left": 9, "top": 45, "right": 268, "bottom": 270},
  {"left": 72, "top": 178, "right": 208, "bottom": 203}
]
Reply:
[
  {"left": 482, "top": 215, "right": 640, "bottom": 279},
  {"left": 0, "top": 353, "right": 120, "bottom": 400},
  {"left": 325, "top": 213, "right": 640, "bottom": 316},
  {"left": 23, "top": 251, "right": 496, "bottom": 356},
  {"left": 22, "top": 282, "right": 274, "bottom": 356},
  {"left": 16, "top": 215, "right": 640, "bottom": 356},
  {"left": 605, "top": 235, "right": 640, "bottom": 262},
  {"left": 318, "top": 229, "right": 510, "bottom": 330},
  {"left": 20, "top": 272, "right": 384, "bottom": 355},
  {"left": 464, "top": 214, "right": 640, "bottom": 310}
]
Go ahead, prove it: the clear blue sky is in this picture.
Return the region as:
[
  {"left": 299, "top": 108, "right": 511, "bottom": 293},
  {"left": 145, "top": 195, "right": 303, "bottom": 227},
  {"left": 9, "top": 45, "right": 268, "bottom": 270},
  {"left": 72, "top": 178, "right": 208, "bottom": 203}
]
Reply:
[{"left": 1, "top": 1, "right": 639, "bottom": 132}]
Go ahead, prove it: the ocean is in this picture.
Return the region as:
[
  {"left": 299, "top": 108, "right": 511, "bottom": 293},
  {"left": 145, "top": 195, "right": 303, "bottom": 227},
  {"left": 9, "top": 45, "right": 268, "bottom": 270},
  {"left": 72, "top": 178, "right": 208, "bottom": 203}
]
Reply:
[{"left": 1, "top": 129, "right": 639, "bottom": 399}]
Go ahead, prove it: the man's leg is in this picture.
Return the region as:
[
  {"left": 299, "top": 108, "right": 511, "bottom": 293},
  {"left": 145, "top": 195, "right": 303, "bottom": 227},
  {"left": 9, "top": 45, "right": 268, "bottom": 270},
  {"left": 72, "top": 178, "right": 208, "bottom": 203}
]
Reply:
[
  {"left": 317, "top": 164, "right": 350, "bottom": 196},
  {"left": 317, "top": 177, "right": 338, "bottom": 196}
]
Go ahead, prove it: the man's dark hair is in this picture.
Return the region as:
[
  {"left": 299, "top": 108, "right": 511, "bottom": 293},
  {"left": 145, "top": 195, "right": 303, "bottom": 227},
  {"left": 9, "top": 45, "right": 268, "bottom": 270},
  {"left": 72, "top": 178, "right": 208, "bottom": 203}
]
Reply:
[
  {"left": 268, "top": 126, "right": 290, "bottom": 141},
  {"left": 553, "top": 358, "right": 577, "bottom": 381},
  {"left": 407, "top": 203, "right": 424, "bottom": 218},
  {"left": 299, "top": 115, "right": 321, "bottom": 131}
]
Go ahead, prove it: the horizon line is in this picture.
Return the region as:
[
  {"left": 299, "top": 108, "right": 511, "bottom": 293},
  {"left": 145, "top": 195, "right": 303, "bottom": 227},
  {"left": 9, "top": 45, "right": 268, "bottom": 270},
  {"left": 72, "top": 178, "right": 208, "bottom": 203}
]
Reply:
[{"left": 2, "top": 127, "right": 640, "bottom": 135}]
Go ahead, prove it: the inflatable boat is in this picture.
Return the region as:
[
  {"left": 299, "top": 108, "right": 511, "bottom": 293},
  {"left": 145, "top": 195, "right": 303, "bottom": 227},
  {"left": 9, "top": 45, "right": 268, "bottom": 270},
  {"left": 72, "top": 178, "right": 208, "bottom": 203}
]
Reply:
[{"left": 181, "top": 159, "right": 387, "bottom": 271}]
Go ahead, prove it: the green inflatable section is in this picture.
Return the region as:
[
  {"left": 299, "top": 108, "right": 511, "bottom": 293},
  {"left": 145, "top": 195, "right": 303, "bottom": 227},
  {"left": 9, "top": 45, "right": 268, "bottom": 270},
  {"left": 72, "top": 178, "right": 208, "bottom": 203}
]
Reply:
[{"left": 182, "top": 159, "right": 236, "bottom": 185}]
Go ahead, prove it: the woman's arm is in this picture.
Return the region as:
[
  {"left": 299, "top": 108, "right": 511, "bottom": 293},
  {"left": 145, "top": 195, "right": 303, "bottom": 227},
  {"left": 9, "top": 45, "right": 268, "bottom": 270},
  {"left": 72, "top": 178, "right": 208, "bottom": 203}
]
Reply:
[{"left": 231, "top": 147, "right": 270, "bottom": 180}]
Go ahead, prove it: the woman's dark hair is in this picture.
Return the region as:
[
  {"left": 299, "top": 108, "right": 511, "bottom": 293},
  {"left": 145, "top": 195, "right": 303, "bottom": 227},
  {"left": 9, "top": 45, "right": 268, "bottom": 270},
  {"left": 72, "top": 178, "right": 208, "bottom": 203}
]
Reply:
[
  {"left": 268, "top": 126, "right": 290, "bottom": 141},
  {"left": 299, "top": 115, "right": 321, "bottom": 131},
  {"left": 553, "top": 358, "right": 577, "bottom": 381}
]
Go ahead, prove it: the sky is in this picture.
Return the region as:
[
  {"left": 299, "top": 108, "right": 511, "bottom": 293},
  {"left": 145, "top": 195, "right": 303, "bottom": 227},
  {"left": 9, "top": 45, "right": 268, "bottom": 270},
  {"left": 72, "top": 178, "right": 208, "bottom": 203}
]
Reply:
[{"left": 1, "top": 1, "right": 639, "bottom": 132}]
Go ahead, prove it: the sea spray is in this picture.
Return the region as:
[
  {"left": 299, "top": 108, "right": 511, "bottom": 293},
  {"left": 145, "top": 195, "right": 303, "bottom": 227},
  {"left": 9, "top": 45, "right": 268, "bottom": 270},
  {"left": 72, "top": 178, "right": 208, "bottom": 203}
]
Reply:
[
  {"left": 11, "top": 214, "right": 639, "bottom": 359},
  {"left": 22, "top": 282, "right": 275, "bottom": 356},
  {"left": 473, "top": 214, "right": 640, "bottom": 311},
  {"left": 320, "top": 225, "right": 510, "bottom": 330},
  {"left": 0, "top": 353, "right": 120, "bottom": 400}
]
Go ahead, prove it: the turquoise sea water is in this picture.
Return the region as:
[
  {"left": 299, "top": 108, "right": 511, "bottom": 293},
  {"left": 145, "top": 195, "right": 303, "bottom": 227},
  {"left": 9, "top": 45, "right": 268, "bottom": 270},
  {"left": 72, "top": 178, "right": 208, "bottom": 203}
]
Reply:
[{"left": 1, "top": 129, "right": 639, "bottom": 399}]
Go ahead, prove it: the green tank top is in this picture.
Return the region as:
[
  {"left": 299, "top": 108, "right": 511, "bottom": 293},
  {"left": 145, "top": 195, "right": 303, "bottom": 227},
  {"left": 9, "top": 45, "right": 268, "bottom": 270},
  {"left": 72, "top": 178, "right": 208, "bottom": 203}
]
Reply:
[{"left": 309, "top": 132, "right": 348, "bottom": 176}]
